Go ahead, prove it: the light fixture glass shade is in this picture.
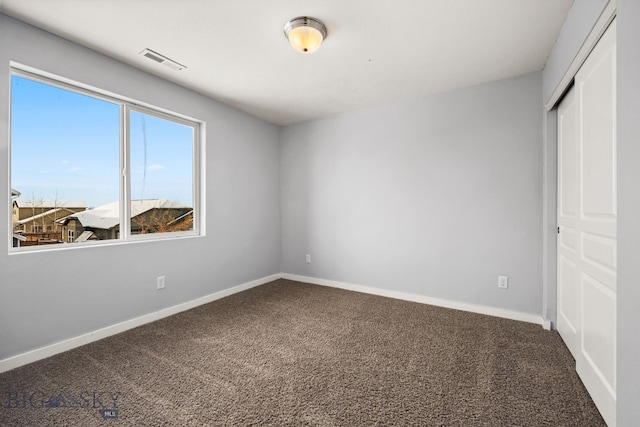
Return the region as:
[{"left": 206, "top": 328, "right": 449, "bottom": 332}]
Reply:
[{"left": 284, "top": 17, "right": 327, "bottom": 54}]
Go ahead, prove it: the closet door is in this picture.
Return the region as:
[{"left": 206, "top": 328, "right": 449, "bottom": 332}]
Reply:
[
  {"left": 557, "top": 86, "right": 579, "bottom": 359},
  {"left": 557, "top": 19, "right": 617, "bottom": 427}
]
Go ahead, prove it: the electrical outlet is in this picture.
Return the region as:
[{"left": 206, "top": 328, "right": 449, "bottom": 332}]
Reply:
[
  {"left": 157, "top": 276, "right": 166, "bottom": 290},
  {"left": 306, "top": 254, "right": 311, "bottom": 264},
  {"left": 498, "top": 276, "right": 508, "bottom": 289}
]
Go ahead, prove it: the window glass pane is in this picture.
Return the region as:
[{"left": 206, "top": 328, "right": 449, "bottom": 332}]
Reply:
[
  {"left": 129, "top": 110, "right": 194, "bottom": 235},
  {"left": 10, "top": 75, "right": 120, "bottom": 247}
]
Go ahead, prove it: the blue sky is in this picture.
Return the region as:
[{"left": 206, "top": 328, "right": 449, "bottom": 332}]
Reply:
[{"left": 11, "top": 75, "right": 193, "bottom": 208}]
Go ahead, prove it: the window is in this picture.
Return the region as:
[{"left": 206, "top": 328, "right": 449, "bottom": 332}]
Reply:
[
  {"left": 128, "top": 110, "right": 195, "bottom": 235},
  {"left": 10, "top": 69, "right": 200, "bottom": 250}
]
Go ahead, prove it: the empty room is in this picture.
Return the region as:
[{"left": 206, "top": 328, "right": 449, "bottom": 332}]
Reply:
[{"left": 0, "top": 1, "right": 638, "bottom": 426}]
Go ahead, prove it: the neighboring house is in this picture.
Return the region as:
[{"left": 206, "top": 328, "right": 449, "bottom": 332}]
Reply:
[
  {"left": 11, "top": 189, "right": 23, "bottom": 247},
  {"left": 59, "top": 199, "right": 192, "bottom": 242},
  {"left": 15, "top": 207, "right": 85, "bottom": 235},
  {"left": 12, "top": 199, "right": 86, "bottom": 234},
  {"left": 11, "top": 198, "right": 87, "bottom": 247},
  {"left": 12, "top": 233, "right": 27, "bottom": 248}
]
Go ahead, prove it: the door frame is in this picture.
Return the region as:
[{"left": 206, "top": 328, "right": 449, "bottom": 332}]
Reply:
[{"left": 542, "top": 0, "right": 617, "bottom": 329}]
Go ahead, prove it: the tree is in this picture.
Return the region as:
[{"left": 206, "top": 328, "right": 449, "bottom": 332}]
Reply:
[{"left": 132, "top": 208, "right": 193, "bottom": 235}]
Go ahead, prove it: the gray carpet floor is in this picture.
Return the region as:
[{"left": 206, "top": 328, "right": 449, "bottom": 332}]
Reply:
[{"left": 0, "top": 279, "right": 605, "bottom": 426}]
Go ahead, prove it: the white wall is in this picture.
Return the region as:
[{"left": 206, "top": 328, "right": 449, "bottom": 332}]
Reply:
[
  {"left": 0, "top": 15, "right": 282, "bottom": 360},
  {"left": 281, "top": 72, "right": 543, "bottom": 316}
]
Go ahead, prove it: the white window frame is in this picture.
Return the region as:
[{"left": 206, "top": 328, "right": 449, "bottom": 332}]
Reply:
[{"left": 9, "top": 67, "right": 202, "bottom": 252}]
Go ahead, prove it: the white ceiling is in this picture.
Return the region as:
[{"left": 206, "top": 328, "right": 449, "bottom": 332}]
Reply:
[{"left": 0, "top": 0, "right": 573, "bottom": 126}]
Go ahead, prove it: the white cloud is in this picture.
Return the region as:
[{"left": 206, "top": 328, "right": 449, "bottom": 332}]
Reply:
[{"left": 147, "top": 164, "right": 165, "bottom": 171}]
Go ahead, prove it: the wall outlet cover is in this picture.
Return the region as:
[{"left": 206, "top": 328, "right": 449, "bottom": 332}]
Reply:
[{"left": 498, "top": 276, "right": 508, "bottom": 289}]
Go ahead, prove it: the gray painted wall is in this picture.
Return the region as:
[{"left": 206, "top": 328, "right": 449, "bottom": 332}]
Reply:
[
  {"left": 0, "top": 15, "right": 282, "bottom": 360},
  {"left": 543, "top": 0, "right": 609, "bottom": 102},
  {"left": 541, "top": 108, "right": 557, "bottom": 325},
  {"left": 281, "top": 72, "right": 543, "bottom": 316},
  {"left": 616, "top": 1, "right": 640, "bottom": 425}
]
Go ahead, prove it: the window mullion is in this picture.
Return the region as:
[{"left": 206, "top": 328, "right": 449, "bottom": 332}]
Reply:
[{"left": 120, "top": 105, "right": 130, "bottom": 240}]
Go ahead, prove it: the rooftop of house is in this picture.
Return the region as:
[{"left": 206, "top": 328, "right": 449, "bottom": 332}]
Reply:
[
  {"left": 16, "top": 207, "right": 77, "bottom": 225},
  {"left": 65, "top": 199, "right": 190, "bottom": 230},
  {"left": 13, "top": 200, "right": 87, "bottom": 209}
]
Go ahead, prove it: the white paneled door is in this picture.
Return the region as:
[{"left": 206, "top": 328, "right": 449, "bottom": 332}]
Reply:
[
  {"left": 557, "top": 19, "right": 617, "bottom": 427},
  {"left": 557, "top": 86, "right": 579, "bottom": 359}
]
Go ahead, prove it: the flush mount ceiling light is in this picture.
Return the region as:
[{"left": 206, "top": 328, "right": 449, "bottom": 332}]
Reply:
[{"left": 284, "top": 16, "right": 327, "bottom": 54}]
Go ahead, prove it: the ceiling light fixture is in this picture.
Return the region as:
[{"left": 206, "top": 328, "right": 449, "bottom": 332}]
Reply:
[{"left": 284, "top": 16, "right": 327, "bottom": 54}]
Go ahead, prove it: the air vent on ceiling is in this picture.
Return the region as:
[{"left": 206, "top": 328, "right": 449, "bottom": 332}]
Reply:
[{"left": 139, "top": 48, "right": 187, "bottom": 71}]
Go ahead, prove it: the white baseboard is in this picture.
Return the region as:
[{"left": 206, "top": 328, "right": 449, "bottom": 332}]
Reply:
[
  {"left": 1, "top": 272, "right": 547, "bottom": 374},
  {"left": 0, "top": 273, "right": 281, "bottom": 374},
  {"left": 282, "top": 273, "right": 545, "bottom": 327}
]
